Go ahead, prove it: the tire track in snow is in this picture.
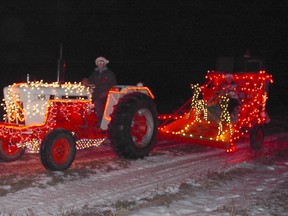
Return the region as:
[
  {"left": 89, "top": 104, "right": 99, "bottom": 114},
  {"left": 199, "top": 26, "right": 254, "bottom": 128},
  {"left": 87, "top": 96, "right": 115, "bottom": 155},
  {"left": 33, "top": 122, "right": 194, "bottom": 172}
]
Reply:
[{"left": 0, "top": 133, "right": 287, "bottom": 215}]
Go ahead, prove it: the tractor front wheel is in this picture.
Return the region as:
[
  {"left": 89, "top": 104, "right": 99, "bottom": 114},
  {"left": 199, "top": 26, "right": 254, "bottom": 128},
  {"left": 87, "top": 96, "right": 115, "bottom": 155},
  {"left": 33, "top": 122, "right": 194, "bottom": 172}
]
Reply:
[
  {"left": 0, "top": 140, "right": 25, "bottom": 162},
  {"left": 40, "top": 129, "right": 76, "bottom": 171}
]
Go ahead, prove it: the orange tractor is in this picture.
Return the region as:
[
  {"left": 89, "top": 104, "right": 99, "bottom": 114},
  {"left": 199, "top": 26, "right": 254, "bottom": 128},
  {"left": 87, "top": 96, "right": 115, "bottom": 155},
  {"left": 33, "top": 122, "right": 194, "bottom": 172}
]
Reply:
[{"left": 0, "top": 81, "right": 158, "bottom": 171}]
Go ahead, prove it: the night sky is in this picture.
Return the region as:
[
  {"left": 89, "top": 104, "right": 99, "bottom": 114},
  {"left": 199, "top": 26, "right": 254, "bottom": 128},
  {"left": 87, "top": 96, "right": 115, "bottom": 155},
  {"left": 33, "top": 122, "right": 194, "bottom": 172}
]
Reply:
[{"left": 1, "top": 0, "right": 288, "bottom": 113}]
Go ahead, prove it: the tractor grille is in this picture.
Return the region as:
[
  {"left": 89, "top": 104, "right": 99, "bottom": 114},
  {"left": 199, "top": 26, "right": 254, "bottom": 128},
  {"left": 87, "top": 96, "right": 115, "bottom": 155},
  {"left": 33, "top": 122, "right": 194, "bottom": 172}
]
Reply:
[{"left": 5, "top": 100, "right": 25, "bottom": 125}]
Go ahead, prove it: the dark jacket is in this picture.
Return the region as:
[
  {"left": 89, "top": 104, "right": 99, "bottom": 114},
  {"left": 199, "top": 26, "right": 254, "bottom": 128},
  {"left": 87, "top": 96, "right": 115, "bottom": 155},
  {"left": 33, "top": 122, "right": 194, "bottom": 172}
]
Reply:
[{"left": 88, "top": 66, "right": 117, "bottom": 100}]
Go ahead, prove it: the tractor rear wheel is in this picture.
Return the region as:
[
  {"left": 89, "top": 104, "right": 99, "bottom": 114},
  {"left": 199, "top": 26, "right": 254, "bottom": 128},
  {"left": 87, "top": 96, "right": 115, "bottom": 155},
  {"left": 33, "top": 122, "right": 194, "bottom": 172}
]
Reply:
[
  {"left": 0, "top": 140, "right": 25, "bottom": 162},
  {"left": 108, "top": 92, "right": 158, "bottom": 159},
  {"left": 40, "top": 129, "right": 76, "bottom": 171}
]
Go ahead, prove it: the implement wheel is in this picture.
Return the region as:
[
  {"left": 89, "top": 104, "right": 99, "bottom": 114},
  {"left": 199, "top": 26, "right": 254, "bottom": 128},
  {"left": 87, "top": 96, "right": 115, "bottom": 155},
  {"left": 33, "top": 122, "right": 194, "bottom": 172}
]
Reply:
[{"left": 250, "top": 125, "right": 264, "bottom": 150}]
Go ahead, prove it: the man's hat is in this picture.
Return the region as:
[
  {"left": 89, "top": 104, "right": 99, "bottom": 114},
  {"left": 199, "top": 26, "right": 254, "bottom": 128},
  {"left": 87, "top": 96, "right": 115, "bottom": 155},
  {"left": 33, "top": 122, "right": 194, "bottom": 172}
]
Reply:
[{"left": 95, "top": 56, "right": 109, "bottom": 65}]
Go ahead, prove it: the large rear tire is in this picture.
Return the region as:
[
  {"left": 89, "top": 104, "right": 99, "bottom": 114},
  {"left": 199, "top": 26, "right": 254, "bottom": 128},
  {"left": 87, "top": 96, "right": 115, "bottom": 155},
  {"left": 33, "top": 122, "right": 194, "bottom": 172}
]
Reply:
[
  {"left": 0, "top": 140, "right": 25, "bottom": 162},
  {"left": 40, "top": 129, "right": 76, "bottom": 171},
  {"left": 108, "top": 92, "right": 158, "bottom": 159},
  {"left": 250, "top": 125, "right": 264, "bottom": 150}
]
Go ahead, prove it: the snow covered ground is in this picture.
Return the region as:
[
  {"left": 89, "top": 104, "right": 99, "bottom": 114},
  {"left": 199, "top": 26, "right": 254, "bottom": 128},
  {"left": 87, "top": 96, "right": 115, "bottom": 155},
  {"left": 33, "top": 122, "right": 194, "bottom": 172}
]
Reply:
[
  {"left": 0, "top": 114, "right": 288, "bottom": 216},
  {"left": 132, "top": 136, "right": 288, "bottom": 216}
]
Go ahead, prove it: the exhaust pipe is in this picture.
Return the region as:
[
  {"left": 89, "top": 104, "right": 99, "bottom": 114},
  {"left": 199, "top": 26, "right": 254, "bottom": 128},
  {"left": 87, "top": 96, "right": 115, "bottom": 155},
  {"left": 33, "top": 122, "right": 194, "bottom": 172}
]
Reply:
[{"left": 57, "top": 43, "right": 66, "bottom": 83}]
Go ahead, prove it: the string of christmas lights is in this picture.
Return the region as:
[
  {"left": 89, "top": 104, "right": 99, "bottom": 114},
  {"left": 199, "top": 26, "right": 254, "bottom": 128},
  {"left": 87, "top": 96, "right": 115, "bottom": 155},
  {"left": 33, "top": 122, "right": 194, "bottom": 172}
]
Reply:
[
  {"left": 0, "top": 81, "right": 106, "bottom": 154},
  {"left": 159, "top": 70, "right": 273, "bottom": 152}
]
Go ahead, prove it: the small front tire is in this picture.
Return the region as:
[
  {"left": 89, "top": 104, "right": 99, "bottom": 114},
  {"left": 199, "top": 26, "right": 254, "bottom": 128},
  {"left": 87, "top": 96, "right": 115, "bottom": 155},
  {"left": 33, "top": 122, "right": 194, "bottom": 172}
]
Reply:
[
  {"left": 0, "top": 140, "right": 25, "bottom": 162},
  {"left": 40, "top": 129, "right": 76, "bottom": 171}
]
